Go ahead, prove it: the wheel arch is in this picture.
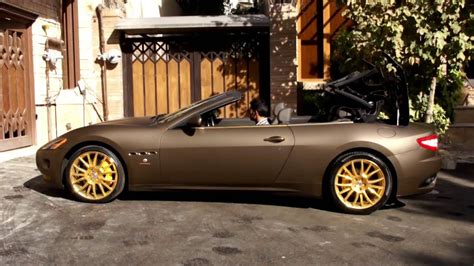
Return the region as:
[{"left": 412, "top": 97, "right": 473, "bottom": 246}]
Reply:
[
  {"left": 61, "top": 141, "right": 129, "bottom": 190},
  {"left": 322, "top": 147, "right": 398, "bottom": 199}
]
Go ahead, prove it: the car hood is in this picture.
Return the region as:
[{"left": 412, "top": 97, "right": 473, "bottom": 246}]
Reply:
[{"left": 94, "top": 116, "right": 155, "bottom": 127}]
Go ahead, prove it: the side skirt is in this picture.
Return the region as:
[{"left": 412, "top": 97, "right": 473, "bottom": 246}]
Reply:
[{"left": 129, "top": 184, "right": 300, "bottom": 193}]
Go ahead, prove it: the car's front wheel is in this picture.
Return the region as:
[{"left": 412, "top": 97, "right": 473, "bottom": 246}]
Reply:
[
  {"left": 327, "top": 152, "right": 393, "bottom": 214},
  {"left": 65, "top": 145, "right": 125, "bottom": 203}
]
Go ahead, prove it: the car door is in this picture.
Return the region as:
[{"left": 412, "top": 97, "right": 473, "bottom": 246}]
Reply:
[{"left": 159, "top": 124, "right": 295, "bottom": 186}]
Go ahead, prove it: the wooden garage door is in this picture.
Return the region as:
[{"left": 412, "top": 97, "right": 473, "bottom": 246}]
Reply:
[
  {"left": 131, "top": 41, "right": 192, "bottom": 117},
  {"left": 0, "top": 29, "right": 35, "bottom": 151},
  {"left": 128, "top": 35, "right": 266, "bottom": 118},
  {"left": 200, "top": 52, "right": 260, "bottom": 118}
]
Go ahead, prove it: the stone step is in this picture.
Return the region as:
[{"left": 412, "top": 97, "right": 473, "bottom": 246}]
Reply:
[
  {"left": 445, "top": 123, "right": 474, "bottom": 151},
  {"left": 454, "top": 106, "right": 474, "bottom": 123},
  {"left": 454, "top": 151, "right": 474, "bottom": 164},
  {"left": 439, "top": 149, "right": 474, "bottom": 169}
]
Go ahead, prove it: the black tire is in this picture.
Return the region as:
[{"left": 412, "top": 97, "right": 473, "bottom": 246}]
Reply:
[
  {"left": 326, "top": 151, "right": 393, "bottom": 215},
  {"left": 65, "top": 145, "right": 125, "bottom": 203}
]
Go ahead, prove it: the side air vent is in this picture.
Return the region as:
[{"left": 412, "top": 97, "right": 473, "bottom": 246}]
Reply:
[{"left": 128, "top": 151, "right": 158, "bottom": 156}]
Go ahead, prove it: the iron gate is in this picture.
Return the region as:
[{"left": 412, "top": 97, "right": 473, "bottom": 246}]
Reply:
[{"left": 0, "top": 28, "right": 35, "bottom": 151}]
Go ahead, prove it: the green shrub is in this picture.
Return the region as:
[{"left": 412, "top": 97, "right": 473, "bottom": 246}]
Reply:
[
  {"left": 332, "top": 1, "right": 473, "bottom": 122},
  {"left": 410, "top": 94, "right": 450, "bottom": 136}
]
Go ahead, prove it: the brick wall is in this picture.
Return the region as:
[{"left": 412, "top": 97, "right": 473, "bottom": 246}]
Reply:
[
  {"left": 267, "top": 3, "right": 298, "bottom": 110},
  {"left": 1, "top": 0, "right": 59, "bottom": 20}
]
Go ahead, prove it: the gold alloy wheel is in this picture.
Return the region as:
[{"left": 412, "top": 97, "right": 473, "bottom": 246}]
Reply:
[
  {"left": 69, "top": 151, "right": 119, "bottom": 201},
  {"left": 334, "top": 159, "right": 386, "bottom": 209}
]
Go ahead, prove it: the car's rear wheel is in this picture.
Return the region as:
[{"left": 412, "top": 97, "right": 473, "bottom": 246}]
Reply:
[
  {"left": 327, "top": 152, "right": 392, "bottom": 214},
  {"left": 65, "top": 145, "right": 125, "bottom": 203}
]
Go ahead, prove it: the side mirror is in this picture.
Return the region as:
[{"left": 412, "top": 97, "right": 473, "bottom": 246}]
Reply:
[{"left": 186, "top": 115, "right": 202, "bottom": 127}]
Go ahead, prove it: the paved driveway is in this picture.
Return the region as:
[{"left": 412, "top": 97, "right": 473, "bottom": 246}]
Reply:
[{"left": 1, "top": 156, "right": 473, "bottom": 265}]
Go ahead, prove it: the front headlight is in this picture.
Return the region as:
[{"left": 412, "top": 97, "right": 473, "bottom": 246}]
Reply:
[{"left": 42, "top": 138, "right": 68, "bottom": 150}]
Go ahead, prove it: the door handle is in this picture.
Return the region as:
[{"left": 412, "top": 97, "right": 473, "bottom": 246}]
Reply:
[{"left": 264, "top": 136, "right": 285, "bottom": 143}]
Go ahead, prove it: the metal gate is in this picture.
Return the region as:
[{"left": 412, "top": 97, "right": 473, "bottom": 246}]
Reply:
[
  {"left": 125, "top": 33, "right": 269, "bottom": 118},
  {"left": 0, "top": 28, "right": 35, "bottom": 151}
]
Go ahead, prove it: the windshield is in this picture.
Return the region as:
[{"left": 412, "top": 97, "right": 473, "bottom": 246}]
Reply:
[{"left": 155, "top": 93, "right": 225, "bottom": 123}]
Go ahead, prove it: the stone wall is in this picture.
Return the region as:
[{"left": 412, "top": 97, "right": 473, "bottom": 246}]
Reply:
[
  {"left": 97, "top": 8, "right": 125, "bottom": 120},
  {"left": 32, "top": 17, "right": 61, "bottom": 145},
  {"left": 461, "top": 80, "right": 474, "bottom": 106},
  {"left": 32, "top": 1, "right": 126, "bottom": 146},
  {"left": 33, "top": 27, "right": 100, "bottom": 144},
  {"left": 32, "top": 0, "right": 183, "bottom": 147}
]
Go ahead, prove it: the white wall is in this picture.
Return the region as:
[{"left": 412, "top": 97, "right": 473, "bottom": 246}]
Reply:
[{"left": 125, "top": 0, "right": 182, "bottom": 18}]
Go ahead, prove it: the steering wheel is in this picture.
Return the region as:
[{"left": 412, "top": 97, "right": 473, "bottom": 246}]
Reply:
[
  {"left": 204, "top": 111, "right": 216, "bottom": 127},
  {"left": 208, "top": 114, "right": 215, "bottom": 127}
]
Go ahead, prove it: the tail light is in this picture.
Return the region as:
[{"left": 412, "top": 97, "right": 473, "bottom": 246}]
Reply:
[{"left": 417, "top": 135, "right": 438, "bottom": 151}]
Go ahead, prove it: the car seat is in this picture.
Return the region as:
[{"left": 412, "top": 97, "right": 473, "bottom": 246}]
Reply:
[
  {"left": 271, "top": 102, "right": 286, "bottom": 124},
  {"left": 277, "top": 107, "right": 293, "bottom": 124}
]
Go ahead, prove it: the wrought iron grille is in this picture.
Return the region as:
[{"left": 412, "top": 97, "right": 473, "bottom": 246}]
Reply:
[{"left": 0, "top": 30, "right": 29, "bottom": 141}]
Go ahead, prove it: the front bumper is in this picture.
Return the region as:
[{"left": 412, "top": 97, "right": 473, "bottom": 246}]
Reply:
[
  {"left": 36, "top": 149, "right": 64, "bottom": 189},
  {"left": 390, "top": 149, "right": 442, "bottom": 197}
]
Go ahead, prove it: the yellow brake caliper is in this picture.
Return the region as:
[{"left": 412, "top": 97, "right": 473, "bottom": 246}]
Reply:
[{"left": 100, "top": 160, "right": 113, "bottom": 182}]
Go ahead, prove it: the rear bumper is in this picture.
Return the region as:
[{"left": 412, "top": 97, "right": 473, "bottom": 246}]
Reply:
[
  {"left": 36, "top": 149, "right": 64, "bottom": 189},
  {"left": 390, "top": 149, "right": 442, "bottom": 197}
]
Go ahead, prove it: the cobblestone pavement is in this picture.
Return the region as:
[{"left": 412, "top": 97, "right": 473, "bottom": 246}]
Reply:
[{"left": 0, "top": 156, "right": 473, "bottom": 265}]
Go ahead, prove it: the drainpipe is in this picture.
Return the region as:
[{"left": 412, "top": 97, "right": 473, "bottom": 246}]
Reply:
[
  {"left": 42, "top": 25, "right": 53, "bottom": 141},
  {"left": 96, "top": 4, "right": 109, "bottom": 121}
]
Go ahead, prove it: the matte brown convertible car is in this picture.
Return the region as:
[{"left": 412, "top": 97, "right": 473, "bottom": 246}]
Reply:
[{"left": 36, "top": 63, "right": 441, "bottom": 214}]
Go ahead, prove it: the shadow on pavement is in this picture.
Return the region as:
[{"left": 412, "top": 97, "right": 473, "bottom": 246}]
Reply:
[
  {"left": 400, "top": 236, "right": 474, "bottom": 265},
  {"left": 23, "top": 175, "right": 71, "bottom": 200},
  {"left": 24, "top": 174, "right": 408, "bottom": 213},
  {"left": 24, "top": 175, "right": 336, "bottom": 211},
  {"left": 120, "top": 189, "right": 334, "bottom": 210},
  {"left": 398, "top": 163, "right": 474, "bottom": 224},
  {"left": 380, "top": 198, "right": 406, "bottom": 210}
]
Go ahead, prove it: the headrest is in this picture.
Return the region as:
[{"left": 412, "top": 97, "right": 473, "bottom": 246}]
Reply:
[
  {"left": 271, "top": 103, "right": 286, "bottom": 124},
  {"left": 277, "top": 107, "right": 293, "bottom": 124},
  {"left": 273, "top": 103, "right": 286, "bottom": 117}
]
